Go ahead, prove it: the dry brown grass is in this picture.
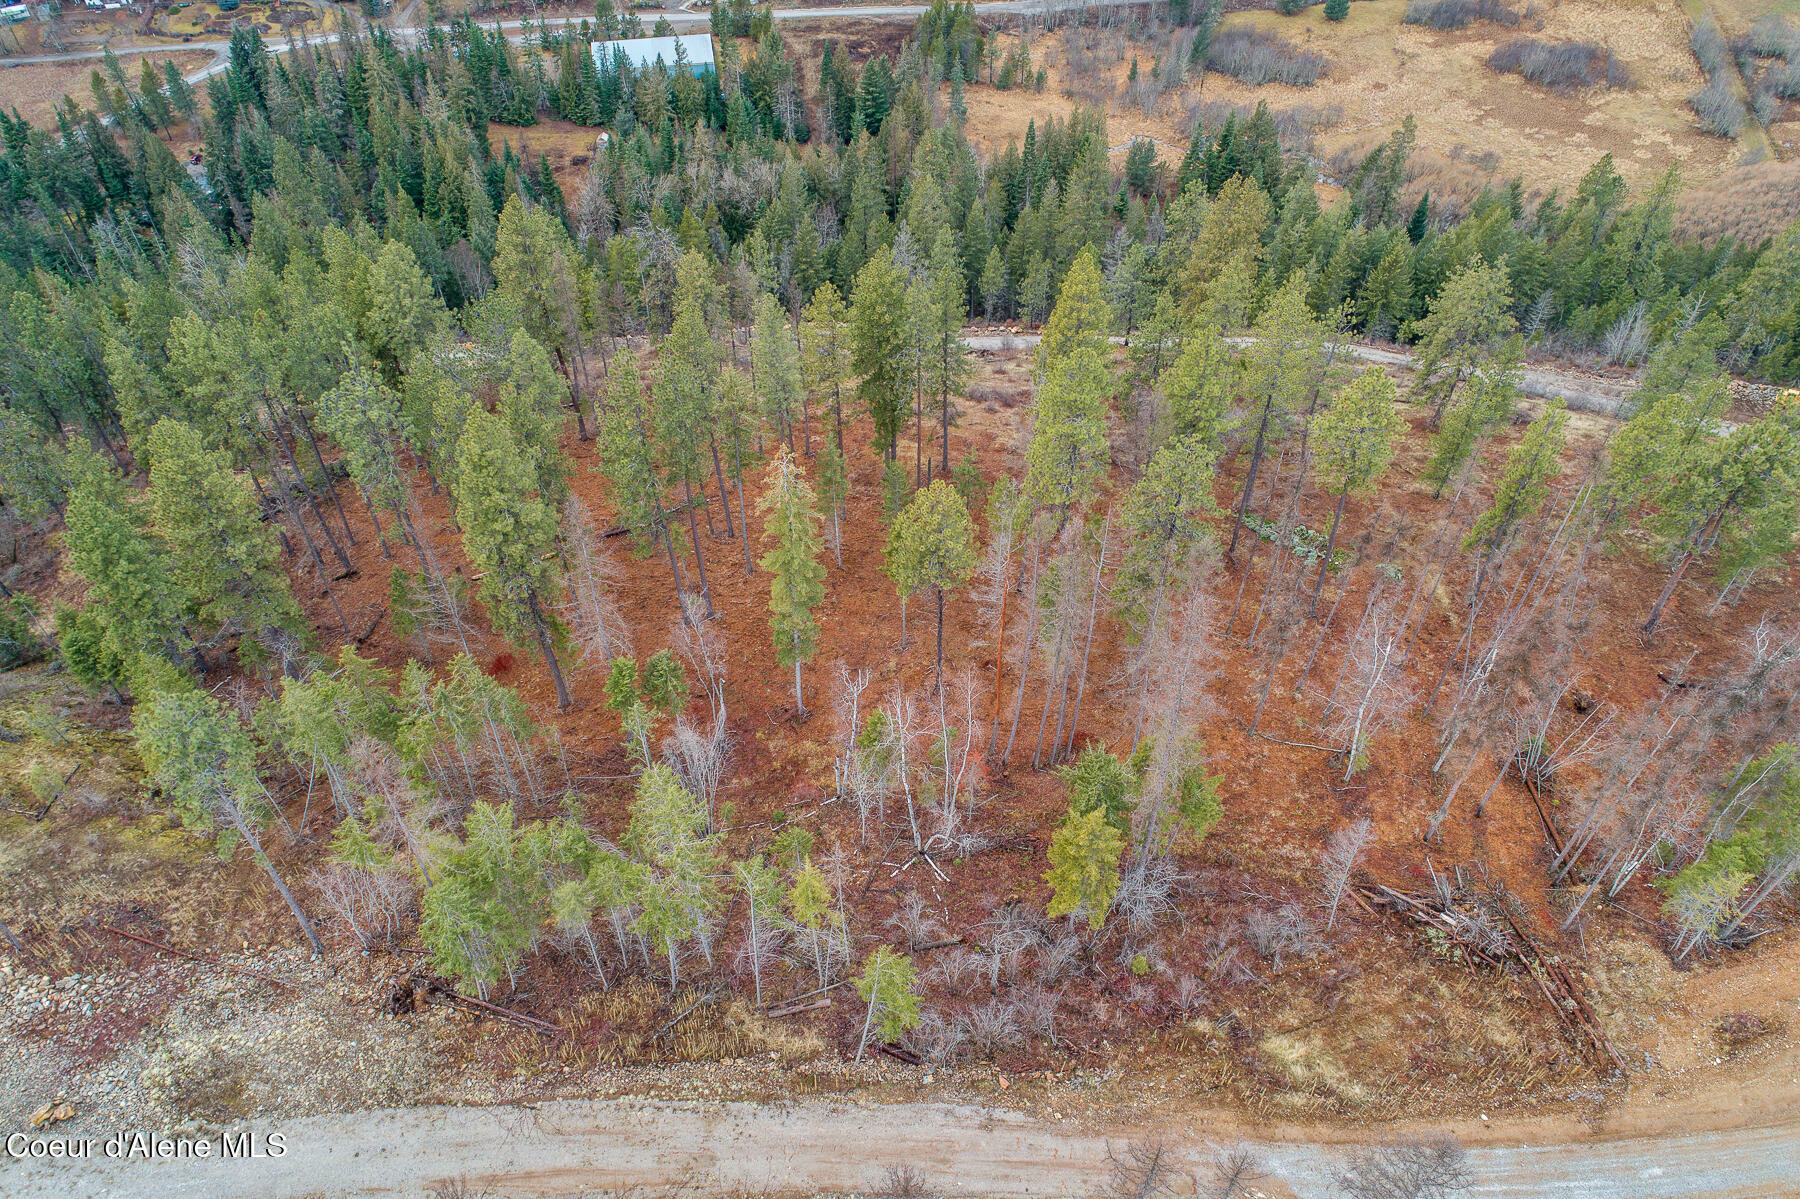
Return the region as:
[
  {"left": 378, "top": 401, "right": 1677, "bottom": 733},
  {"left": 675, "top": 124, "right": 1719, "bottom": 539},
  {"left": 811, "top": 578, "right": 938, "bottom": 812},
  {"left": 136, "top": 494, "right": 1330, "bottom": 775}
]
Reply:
[
  {"left": 1675, "top": 159, "right": 1800, "bottom": 243},
  {"left": 0, "top": 51, "right": 214, "bottom": 130},
  {"left": 555, "top": 980, "right": 825, "bottom": 1070},
  {"left": 963, "top": 0, "right": 1739, "bottom": 201}
]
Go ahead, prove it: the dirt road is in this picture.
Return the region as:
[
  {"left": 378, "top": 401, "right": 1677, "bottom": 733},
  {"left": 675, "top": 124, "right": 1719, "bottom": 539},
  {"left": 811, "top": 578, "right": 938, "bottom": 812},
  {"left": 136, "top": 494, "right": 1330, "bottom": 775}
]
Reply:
[
  {"left": 7, "top": 1094, "right": 1798, "bottom": 1198},
  {"left": 967, "top": 334, "right": 1638, "bottom": 419}
]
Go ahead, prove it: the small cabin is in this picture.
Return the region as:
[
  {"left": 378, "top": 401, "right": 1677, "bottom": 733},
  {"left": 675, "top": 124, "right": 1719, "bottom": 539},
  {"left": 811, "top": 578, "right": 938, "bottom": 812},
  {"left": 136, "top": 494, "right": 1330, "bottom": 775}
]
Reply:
[{"left": 590, "top": 34, "right": 716, "bottom": 78}]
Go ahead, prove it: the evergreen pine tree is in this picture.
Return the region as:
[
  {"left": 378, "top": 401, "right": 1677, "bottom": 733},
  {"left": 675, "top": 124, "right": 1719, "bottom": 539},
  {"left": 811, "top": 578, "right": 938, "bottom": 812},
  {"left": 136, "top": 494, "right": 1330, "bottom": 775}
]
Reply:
[
  {"left": 58, "top": 442, "right": 191, "bottom": 686},
  {"left": 1116, "top": 433, "right": 1221, "bottom": 638},
  {"left": 853, "top": 944, "right": 921, "bottom": 1057},
  {"left": 813, "top": 434, "right": 850, "bottom": 568},
  {"left": 800, "top": 281, "right": 854, "bottom": 452},
  {"left": 621, "top": 764, "right": 724, "bottom": 988},
  {"left": 136, "top": 688, "right": 324, "bottom": 955},
  {"left": 1464, "top": 399, "right": 1568, "bottom": 591},
  {"left": 753, "top": 292, "right": 805, "bottom": 452},
  {"left": 1413, "top": 259, "right": 1518, "bottom": 424},
  {"left": 146, "top": 418, "right": 304, "bottom": 656},
  {"left": 599, "top": 349, "right": 689, "bottom": 610},
  {"left": 849, "top": 248, "right": 910, "bottom": 463},
  {"left": 757, "top": 448, "right": 828, "bottom": 714},
  {"left": 1423, "top": 337, "right": 1522, "bottom": 499},
  {"left": 884, "top": 480, "right": 978, "bottom": 687},
  {"left": 1044, "top": 805, "right": 1123, "bottom": 931},
  {"left": 1309, "top": 368, "right": 1404, "bottom": 611},
  {"left": 1408, "top": 191, "right": 1431, "bottom": 242},
  {"left": 452, "top": 408, "right": 574, "bottom": 709},
  {"left": 1036, "top": 246, "right": 1109, "bottom": 376}
]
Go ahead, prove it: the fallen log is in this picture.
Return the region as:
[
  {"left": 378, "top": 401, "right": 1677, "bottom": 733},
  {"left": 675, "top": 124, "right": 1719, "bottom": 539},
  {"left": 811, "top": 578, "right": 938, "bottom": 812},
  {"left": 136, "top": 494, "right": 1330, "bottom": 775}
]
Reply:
[
  {"left": 1521, "top": 773, "right": 1566, "bottom": 857},
  {"left": 878, "top": 1043, "right": 923, "bottom": 1066},
  {"left": 765, "top": 997, "right": 832, "bottom": 1019},
  {"left": 423, "top": 981, "right": 565, "bottom": 1035},
  {"left": 95, "top": 923, "right": 211, "bottom": 964},
  {"left": 354, "top": 607, "right": 387, "bottom": 645}
]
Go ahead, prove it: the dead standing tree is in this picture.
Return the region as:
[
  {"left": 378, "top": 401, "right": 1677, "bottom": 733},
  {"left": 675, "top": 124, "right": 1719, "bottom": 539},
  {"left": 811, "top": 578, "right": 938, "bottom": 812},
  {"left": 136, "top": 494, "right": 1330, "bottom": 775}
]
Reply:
[
  {"left": 1324, "top": 597, "right": 1416, "bottom": 782},
  {"left": 561, "top": 495, "right": 634, "bottom": 669}
]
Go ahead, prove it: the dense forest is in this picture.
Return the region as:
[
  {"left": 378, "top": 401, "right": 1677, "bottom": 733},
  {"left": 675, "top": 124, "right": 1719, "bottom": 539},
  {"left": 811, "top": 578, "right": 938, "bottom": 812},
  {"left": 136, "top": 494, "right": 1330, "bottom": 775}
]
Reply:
[{"left": 2, "top": 0, "right": 1799, "bottom": 1069}]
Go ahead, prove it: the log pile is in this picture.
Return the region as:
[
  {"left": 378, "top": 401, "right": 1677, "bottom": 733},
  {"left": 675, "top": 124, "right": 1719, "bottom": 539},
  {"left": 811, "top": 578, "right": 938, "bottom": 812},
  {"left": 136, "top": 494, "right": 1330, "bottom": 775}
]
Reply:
[{"left": 1357, "top": 880, "right": 1626, "bottom": 1077}]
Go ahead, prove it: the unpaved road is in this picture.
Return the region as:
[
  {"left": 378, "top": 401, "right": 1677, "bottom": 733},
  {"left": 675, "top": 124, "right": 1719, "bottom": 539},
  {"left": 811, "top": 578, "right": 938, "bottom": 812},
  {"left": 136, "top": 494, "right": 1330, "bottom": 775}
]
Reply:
[
  {"left": 967, "top": 334, "right": 1637, "bottom": 419},
  {"left": 6, "top": 1095, "right": 1798, "bottom": 1198}
]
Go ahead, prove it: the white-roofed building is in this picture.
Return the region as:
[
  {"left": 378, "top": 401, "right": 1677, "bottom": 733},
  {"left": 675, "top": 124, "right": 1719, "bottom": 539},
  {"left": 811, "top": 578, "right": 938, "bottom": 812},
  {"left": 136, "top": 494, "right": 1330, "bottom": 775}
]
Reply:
[{"left": 591, "top": 33, "right": 717, "bottom": 77}]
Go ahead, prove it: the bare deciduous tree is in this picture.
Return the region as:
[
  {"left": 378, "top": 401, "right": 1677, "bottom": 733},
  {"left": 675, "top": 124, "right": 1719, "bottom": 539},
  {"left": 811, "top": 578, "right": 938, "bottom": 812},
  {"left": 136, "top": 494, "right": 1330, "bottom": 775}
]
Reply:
[
  {"left": 1319, "top": 817, "right": 1374, "bottom": 929},
  {"left": 661, "top": 714, "right": 733, "bottom": 833},
  {"left": 1338, "top": 1134, "right": 1472, "bottom": 1199},
  {"left": 309, "top": 861, "right": 415, "bottom": 952},
  {"left": 561, "top": 496, "right": 633, "bottom": 669},
  {"left": 1324, "top": 602, "right": 1415, "bottom": 781},
  {"left": 1207, "top": 1143, "right": 1266, "bottom": 1199},
  {"left": 1100, "top": 1134, "right": 1184, "bottom": 1199}
]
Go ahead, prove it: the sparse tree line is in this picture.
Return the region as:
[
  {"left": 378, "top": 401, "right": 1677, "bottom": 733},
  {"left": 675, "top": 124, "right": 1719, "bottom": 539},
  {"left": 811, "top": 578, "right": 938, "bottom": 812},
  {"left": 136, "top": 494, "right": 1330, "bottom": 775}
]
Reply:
[{"left": 0, "top": 0, "right": 1797, "bottom": 1053}]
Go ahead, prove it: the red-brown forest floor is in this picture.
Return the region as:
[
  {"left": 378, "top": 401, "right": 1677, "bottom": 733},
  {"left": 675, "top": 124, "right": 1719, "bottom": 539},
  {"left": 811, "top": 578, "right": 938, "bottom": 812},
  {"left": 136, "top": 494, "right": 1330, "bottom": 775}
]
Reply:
[{"left": 4, "top": 337, "right": 1797, "bottom": 1126}]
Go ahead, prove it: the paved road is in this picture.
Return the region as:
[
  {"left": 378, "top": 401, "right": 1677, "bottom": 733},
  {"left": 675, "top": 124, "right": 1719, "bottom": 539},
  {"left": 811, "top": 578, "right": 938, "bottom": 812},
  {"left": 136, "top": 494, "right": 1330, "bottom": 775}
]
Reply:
[
  {"left": 5, "top": 1095, "right": 1797, "bottom": 1197},
  {"left": 0, "top": 0, "right": 1109, "bottom": 68}
]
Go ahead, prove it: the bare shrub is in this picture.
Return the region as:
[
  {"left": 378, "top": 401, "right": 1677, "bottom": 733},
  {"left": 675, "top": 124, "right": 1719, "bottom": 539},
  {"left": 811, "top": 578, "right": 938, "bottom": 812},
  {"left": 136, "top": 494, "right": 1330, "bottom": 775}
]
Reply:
[
  {"left": 1205, "top": 925, "right": 1258, "bottom": 984},
  {"left": 1674, "top": 161, "right": 1800, "bottom": 244},
  {"left": 69, "top": 787, "right": 114, "bottom": 815},
  {"left": 1769, "top": 60, "right": 1800, "bottom": 99},
  {"left": 1338, "top": 1135, "right": 1473, "bottom": 1199},
  {"left": 1691, "top": 78, "right": 1748, "bottom": 138},
  {"left": 1101, "top": 1134, "right": 1184, "bottom": 1199},
  {"left": 1486, "top": 38, "right": 1633, "bottom": 91},
  {"left": 885, "top": 890, "right": 948, "bottom": 951},
  {"left": 910, "top": 1010, "right": 969, "bottom": 1063},
  {"left": 1207, "top": 28, "right": 1328, "bottom": 87},
  {"left": 1402, "top": 0, "right": 1519, "bottom": 31},
  {"left": 1747, "top": 15, "right": 1799, "bottom": 60},
  {"left": 1114, "top": 854, "right": 1184, "bottom": 936},
  {"left": 1034, "top": 932, "right": 1083, "bottom": 984},
  {"left": 1243, "top": 904, "right": 1324, "bottom": 967},
  {"left": 310, "top": 862, "right": 415, "bottom": 951},
  {"left": 1600, "top": 300, "right": 1650, "bottom": 366},
  {"left": 871, "top": 1163, "right": 942, "bottom": 1199},
  {"left": 1691, "top": 18, "right": 1732, "bottom": 79},
  {"left": 963, "top": 997, "right": 1024, "bottom": 1057},
  {"left": 982, "top": 901, "right": 1045, "bottom": 981},
  {"left": 930, "top": 946, "right": 988, "bottom": 993},
  {"left": 1177, "top": 98, "right": 1341, "bottom": 156},
  {"left": 1751, "top": 85, "right": 1781, "bottom": 126},
  {"left": 1012, "top": 984, "right": 1060, "bottom": 1038}
]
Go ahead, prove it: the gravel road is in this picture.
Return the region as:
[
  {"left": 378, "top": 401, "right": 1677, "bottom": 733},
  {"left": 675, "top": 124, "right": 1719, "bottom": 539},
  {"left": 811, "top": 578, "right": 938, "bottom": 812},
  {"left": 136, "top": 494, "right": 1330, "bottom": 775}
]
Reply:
[
  {"left": 967, "top": 334, "right": 1637, "bottom": 419},
  {"left": 7, "top": 1095, "right": 1798, "bottom": 1198}
]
